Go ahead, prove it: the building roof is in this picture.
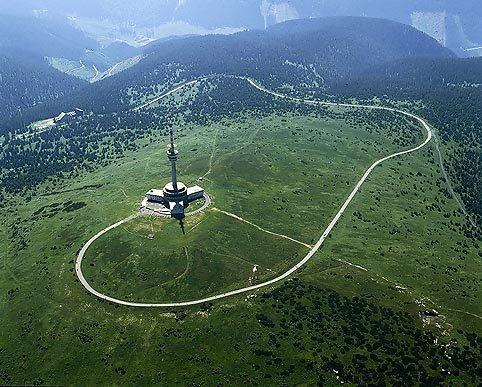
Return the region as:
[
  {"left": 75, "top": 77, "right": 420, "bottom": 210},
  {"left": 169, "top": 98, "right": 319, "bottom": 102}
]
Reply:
[
  {"left": 54, "top": 109, "right": 84, "bottom": 123},
  {"left": 187, "top": 186, "right": 204, "bottom": 195},
  {"left": 147, "top": 189, "right": 164, "bottom": 196},
  {"left": 55, "top": 112, "right": 66, "bottom": 121},
  {"left": 163, "top": 182, "right": 187, "bottom": 192}
]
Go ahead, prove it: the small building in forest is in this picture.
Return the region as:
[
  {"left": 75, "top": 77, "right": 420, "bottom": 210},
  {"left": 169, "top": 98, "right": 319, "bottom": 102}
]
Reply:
[{"left": 54, "top": 108, "right": 84, "bottom": 124}]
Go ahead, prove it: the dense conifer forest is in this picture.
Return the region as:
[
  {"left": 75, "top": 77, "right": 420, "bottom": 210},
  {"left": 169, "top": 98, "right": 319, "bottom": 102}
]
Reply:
[{"left": 0, "top": 55, "right": 86, "bottom": 123}]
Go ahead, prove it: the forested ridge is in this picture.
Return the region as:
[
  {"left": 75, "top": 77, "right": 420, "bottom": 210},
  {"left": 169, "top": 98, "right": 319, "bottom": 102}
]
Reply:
[
  {"left": 0, "top": 55, "right": 86, "bottom": 123},
  {"left": 0, "top": 16, "right": 452, "bottom": 133}
]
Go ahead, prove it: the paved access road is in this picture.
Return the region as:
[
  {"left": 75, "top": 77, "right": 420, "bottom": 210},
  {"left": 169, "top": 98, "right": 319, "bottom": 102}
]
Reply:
[{"left": 75, "top": 77, "right": 432, "bottom": 307}]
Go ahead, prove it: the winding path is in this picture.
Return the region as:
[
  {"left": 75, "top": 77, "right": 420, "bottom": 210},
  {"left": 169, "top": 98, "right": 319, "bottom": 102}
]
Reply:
[
  {"left": 432, "top": 134, "right": 477, "bottom": 228},
  {"left": 75, "top": 78, "right": 433, "bottom": 307}
]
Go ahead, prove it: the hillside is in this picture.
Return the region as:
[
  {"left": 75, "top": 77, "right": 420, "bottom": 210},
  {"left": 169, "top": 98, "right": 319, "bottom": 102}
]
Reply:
[
  {"left": 331, "top": 56, "right": 482, "bottom": 229},
  {"left": 3, "top": 16, "right": 452, "bottom": 130},
  {"left": 0, "top": 14, "right": 97, "bottom": 60},
  {"left": 0, "top": 14, "right": 140, "bottom": 81},
  {"left": 0, "top": 55, "right": 87, "bottom": 124},
  {"left": 1, "top": 74, "right": 480, "bottom": 385}
]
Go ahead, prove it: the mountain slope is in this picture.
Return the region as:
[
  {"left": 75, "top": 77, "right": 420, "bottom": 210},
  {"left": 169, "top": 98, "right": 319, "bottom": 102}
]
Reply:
[
  {"left": 331, "top": 56, "right": 482, "bottom": 228},
  {"left": 0, "top": 14, "right": 97, "bottom": 60},
  {"left": 0, "top": 14, "right": 140, "bottom": 81},
  {"left": 7, "top": 16, "right": 452, "bottom": 126},
  {"left": 0, "top": 55, "right": 87, "bottom": 123}
]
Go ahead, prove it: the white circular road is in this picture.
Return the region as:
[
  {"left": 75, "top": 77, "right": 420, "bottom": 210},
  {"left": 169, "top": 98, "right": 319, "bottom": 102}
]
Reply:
[{"left": 75, "top": 78, "right": 433, "bottom": 307}]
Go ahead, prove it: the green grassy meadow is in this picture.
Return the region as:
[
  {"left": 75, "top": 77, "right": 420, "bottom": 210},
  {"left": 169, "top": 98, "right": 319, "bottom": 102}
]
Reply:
[
  {"left": 83, "top": 212, "right": 306, "bottom": 302},
  {"left": 1, "top": 102, "right": 480, "bottom": 384}
]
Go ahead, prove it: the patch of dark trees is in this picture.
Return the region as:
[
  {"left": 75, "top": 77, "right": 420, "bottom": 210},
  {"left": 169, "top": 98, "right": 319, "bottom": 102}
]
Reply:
[
  {"left": 0, "top": 55, "right": 86, "bottom": 124},
  {"left": 252, "top": 278, "right": 481, "bottom": 385}
]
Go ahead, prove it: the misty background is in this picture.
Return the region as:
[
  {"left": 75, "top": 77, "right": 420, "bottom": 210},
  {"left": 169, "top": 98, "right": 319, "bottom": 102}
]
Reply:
[
  {"left": 0, "top": 0, "right": 480, "bottom": 82},
  {"left": 1, "top": 1, "right": 480, "bottom": 49}
]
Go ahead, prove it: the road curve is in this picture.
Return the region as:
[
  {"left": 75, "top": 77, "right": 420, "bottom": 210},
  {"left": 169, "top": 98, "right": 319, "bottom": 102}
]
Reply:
[{"left": 75, "top": 78, "right": 433, "bottom": 307}]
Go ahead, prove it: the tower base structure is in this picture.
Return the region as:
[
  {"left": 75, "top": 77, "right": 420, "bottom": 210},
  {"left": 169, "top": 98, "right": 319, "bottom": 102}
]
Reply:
[{"left": 143, "top": 182, "right": 204, "bottom": 219}]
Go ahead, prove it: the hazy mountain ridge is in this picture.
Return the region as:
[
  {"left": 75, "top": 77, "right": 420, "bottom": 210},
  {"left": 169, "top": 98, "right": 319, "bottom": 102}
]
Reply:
[
  {"left": 2, "top": 16, "right": 453, "bottom": 130},
  {"left": 1, "top": 0, "right": 480, "bottom": 56},
  {"left": 0, "top": 0, "right": 478, "bottom": 88},
  {"left": 0, "top": 14, "right": 143, "bottom": 82},
  {"left": 0, "top": 14, "right": 97, "bottom": 60}
]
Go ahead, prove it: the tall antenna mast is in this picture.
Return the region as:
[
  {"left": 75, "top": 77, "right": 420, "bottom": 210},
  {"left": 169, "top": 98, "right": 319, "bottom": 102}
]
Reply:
[
  {"left": 169, "top": 126, "right": 175, "bottom": 151},
  {"left": 167, "top": 127, "right": 179, "bottom": 191},
  {"left": 143, "top": 124, "right": 206, "bottom": 234}
]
